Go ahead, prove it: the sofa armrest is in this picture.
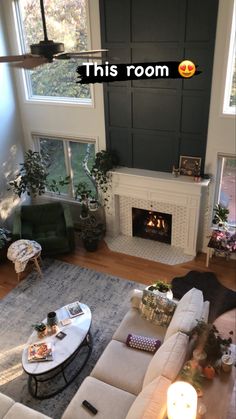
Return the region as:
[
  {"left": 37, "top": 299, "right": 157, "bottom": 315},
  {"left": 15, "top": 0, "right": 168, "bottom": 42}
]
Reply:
[
  {"left": 12, "top": 209, "right": 21, "bottom": 241},
  {"left": 130, "top": 289, "right": 143, "bottom": 309},
  {"left": 63, "top": 204, "right": 75, "bottom": 251}
]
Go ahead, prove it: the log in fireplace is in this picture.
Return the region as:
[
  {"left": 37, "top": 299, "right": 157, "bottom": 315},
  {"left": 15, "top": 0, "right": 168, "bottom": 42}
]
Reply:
[{"left": 132, "top": 208, "right": 172, "bottom": 244}]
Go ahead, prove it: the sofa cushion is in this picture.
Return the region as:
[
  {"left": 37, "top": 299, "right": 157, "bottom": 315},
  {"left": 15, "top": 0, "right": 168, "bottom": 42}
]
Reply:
[
  {"left": 91, "top": 340, "right": 153, "bottom": 395},
  {"left": 126, "top": 375, "right": 171, "bottom": 419},
  {"left": 126, "top": 334, "right": 161, "bottom": 353},
  {"left": 140, "top": 290, "right": 177, "bottom": 327},
  {"left": 143, "top": 331, "right": 189, "bottom": 388},
  {"left": 164, "top": 288, "right": 204, "bottom": 341},
  {"left": 113, "top": 308, "right": 166, "bottom": 344},
  {"left": 4, "top": 403, "right": 51, "bottom": 419},
  {"left": 62, "top": 377, "right": 135, "bottom": 419},
  {"left": 0, "top": 393, "right": 14, "bottom": 419}
]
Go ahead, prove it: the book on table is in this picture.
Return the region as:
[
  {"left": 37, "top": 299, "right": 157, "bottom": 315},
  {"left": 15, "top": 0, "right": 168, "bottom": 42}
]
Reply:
[
  {"left": 65, "top": 301, "right": 84, "bottom": 318},
  {"left": 28, "top": 342, "right": 53, "bottom": 362}
]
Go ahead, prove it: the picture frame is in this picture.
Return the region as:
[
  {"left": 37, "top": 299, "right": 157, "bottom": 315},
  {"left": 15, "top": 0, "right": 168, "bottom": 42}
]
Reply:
[{"left": 179, "top": 155, "right": 202, "bottom": 176}]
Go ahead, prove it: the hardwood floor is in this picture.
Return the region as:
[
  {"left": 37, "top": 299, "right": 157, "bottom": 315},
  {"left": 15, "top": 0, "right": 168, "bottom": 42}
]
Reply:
[{"left": 1, "top": 237, "right": 236, "bottom": 296}]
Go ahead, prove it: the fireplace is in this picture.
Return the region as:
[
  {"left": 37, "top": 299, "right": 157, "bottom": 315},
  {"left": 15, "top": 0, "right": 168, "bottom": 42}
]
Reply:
[{"left": 132, "top": 208, "right": 172, "bottom": 244}]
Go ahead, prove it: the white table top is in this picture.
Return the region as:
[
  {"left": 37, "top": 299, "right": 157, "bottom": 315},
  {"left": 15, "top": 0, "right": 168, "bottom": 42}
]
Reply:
[{"left": 22, "top": 303, "right": 91, "bottom": 375}]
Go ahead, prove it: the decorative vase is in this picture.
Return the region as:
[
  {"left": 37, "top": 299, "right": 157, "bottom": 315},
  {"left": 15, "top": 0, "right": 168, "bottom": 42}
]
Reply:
[{"left": 47, "top": 311, "right": 58, "bottom": 326}]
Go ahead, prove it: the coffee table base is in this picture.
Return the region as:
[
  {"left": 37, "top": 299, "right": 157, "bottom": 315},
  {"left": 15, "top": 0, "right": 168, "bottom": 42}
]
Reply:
[{"left": 27, "top": 332, "right": 92, "bottom": 400}]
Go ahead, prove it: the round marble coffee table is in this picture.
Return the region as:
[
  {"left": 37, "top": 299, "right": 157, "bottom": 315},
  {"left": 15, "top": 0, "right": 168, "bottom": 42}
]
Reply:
[{"left": 22, "top": 303, "right": 92, "bottom": 399}]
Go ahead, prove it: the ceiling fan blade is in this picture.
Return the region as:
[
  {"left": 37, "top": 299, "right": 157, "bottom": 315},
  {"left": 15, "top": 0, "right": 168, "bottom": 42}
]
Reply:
[
  {"left": 0, "top": 54, "right": 29, "bottom": 63},
  {"left": 55, "top": 53, "right": 103, "bottom": 60},
  {"left": 14, "top": 56, "right": 48, "bottom": 69}
]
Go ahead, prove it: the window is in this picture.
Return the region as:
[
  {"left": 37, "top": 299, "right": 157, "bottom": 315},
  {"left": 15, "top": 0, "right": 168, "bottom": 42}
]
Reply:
[
  {"left": 215, "top": 155, "right": 236, "bottom": 226},
  {"left": 223, "top": 2, "right": 236, "bottom": 114},
  {"left": 14, "top": 0, "right": 91, "bottom": 102},
  {"left": 34, "top": 135, "right": 96, "bottom": 199}
]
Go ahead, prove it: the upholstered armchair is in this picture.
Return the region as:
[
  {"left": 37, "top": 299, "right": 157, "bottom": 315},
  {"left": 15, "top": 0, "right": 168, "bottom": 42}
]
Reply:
[{"left": 12, "top": 202, "right": 75, "bottom": 255}]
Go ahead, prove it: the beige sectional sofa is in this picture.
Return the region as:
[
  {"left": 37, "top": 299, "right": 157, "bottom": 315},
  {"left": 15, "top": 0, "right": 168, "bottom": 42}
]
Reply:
[{"left": 0, "top": 287, "right": 209, "bottom": 419}]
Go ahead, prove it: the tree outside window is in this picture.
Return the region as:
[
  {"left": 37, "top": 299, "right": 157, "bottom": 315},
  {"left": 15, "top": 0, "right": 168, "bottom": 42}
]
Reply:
[
  {"left": 216, "top": 156, "right": 236, "bottom": 226},
  {"left": 16, "top": 0, "right": 91, "bottom": 100}
]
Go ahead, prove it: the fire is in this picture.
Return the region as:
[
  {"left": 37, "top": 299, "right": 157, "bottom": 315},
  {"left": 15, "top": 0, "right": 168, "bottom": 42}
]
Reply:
[{"left": 146, "top": 213, "right": 166, "bottom": 231}]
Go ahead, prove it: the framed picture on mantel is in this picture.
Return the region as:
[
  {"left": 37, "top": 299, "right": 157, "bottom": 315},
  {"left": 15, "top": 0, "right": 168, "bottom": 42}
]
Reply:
[{"left": 179, "top": 156, "right": 202, "bottom": 176}]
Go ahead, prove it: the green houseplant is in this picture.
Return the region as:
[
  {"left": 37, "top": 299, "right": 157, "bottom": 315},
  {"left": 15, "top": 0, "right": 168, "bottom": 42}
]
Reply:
[
  {"left": 9, "top": 149, "right": 70, "bottom": 197},
  {"left": 189, "top": 320, "right": 233, "bottom": 363},
  {"left": 90, "top": 150, "right": 119, "bottom": 207},
  {"left": 0, "top": 228, "right": 12, "bottom": 260},
  {"left": 79, "top": 214, "right": 105, "bottom": 252},
  {"left": 147, "top": 280, "right": 172, "bottom": 294},
  {"left": 212, "top": 204, "right": 229, "bottom": 229}
]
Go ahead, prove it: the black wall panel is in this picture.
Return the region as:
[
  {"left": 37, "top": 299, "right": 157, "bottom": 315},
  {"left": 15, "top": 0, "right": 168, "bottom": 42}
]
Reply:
[{"left": 100, "top": 0, "right": 219, "bottom": 173}]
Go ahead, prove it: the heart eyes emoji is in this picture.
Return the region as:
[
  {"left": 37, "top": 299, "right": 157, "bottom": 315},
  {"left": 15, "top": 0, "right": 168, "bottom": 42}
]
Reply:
[{"left": 178, "top": 60, "right": 196, "bottom": 78}]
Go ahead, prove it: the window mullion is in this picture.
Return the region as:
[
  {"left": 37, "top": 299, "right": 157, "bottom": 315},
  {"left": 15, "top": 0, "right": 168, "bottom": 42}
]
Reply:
[{"left": 63, "top": 141, "right": 74, "bottom": 199}]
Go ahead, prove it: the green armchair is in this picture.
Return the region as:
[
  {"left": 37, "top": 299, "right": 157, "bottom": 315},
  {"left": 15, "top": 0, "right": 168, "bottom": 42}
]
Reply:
[{"left": 12, "top": 202, "right": 75, "bottom": 255}]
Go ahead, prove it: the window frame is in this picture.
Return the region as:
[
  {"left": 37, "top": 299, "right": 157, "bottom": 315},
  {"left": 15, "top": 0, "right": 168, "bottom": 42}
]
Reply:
[
  {"left": 12, "top": 0, "right": 94, "bottom": 106},
  {"left": 214, "top": 153, "right": 236, "bottom": 227},
  {"left": 223, "top": 2, "right": 236, "bottom": 115},
  {"left": 33, "top": 133, "right": 97, "bottom": 202}
]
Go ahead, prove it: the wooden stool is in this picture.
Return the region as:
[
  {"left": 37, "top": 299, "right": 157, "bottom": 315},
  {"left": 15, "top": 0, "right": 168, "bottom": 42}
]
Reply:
[{"left": 17, "top": 251, "right": 42, "bottom": 281}]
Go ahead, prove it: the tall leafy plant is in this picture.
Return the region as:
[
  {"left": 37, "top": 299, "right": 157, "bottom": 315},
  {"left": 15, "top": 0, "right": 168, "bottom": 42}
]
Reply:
[{"left": 9, "top": 149, "right": 69, "bottom": 197}]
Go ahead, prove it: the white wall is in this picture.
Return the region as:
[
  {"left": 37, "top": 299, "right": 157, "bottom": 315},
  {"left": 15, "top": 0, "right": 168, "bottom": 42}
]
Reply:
[
  {"left": 0, "top": 4, "right": 25, "bottom": 227},
  {"left": 202, "top": 0, "right": 236, "bottom": 249},
  {"left": 2, "top": 0, "right": 106, "bottom": 152}
]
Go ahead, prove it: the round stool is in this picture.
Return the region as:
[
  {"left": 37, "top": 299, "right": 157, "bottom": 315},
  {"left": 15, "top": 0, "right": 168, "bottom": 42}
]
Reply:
[{"left": 7, "top": 239, "right": 42, "bottom": 281}]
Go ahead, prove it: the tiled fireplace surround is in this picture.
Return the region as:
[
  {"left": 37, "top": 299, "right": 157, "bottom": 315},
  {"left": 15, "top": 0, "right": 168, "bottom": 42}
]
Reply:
[{"left": 106, "top": 168, "right": 209, "bottom": 256}]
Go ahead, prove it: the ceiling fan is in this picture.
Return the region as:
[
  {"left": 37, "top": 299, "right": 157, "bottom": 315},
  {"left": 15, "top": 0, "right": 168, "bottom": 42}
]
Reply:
[{"left": 0, "top": 0, "right": 107, "bottom": 69}]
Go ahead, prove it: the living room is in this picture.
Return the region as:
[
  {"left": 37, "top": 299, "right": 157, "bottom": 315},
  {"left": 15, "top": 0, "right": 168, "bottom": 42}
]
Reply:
[{"left": 0, "top": 0, "right": 235, "bottom": 418}]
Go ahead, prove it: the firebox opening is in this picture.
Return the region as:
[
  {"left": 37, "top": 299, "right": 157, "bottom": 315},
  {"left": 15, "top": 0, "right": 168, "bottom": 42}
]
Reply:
[{"left": 132, "top": 208, "right": 172, "bottom": 244}]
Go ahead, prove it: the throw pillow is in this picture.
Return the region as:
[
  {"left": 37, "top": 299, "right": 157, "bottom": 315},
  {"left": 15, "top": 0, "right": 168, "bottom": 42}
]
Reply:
[
  {"left": 126, "top": 375, "right": 171, "bottom": 419},
  {"left": 126, "top": 334, "right": 161, "bottom": 353},
  {"left": 140, "top": 289, "right": 177, "bottom": 327},
  {"left": 164, "top": 288, "right": 204, "bottom": 342},
  {"left": 143, "top": 331, "right": 189, "bottom": 388}
]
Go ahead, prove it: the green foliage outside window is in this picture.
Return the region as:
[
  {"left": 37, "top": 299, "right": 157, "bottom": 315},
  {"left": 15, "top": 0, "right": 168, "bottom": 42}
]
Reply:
[{"left": 18, "top": 0, "right": 91, "bottom": 99}]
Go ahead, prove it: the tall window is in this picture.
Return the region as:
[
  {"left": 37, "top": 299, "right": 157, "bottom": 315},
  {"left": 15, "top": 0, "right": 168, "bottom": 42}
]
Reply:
[
  {"left": 215, "top": 155, "right": 236, "bottom": 226},
  {"left": 14, "top": 0, "right": 91, "bottom": 102},
  {"left": 34, "top": 135, "right": 96, "bottom": 199},
  {"left": 223, "top": 2, "right": 236, "bottom": 114}
]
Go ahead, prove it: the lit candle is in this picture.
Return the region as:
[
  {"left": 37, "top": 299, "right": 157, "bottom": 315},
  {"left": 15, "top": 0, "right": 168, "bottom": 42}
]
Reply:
[{"left": 167, "top": 381, "right": 197, "bottom": 419}]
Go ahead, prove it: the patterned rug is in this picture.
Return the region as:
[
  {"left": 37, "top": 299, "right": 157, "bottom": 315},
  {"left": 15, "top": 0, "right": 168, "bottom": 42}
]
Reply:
[{"left": 0, "top": 259, "right": 144, "bottom": 419}]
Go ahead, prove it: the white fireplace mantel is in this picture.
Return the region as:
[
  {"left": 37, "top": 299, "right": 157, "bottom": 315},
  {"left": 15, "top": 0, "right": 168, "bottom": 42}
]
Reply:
[{"left": 107, "top": 167, "right": 210, "bottom": 256}]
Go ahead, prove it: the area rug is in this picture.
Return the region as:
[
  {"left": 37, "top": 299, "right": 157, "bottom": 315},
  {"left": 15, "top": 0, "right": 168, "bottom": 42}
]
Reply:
[
  {"left": 171, "top": 270, "right": 236, "bottom": 322},
  {"left": 0, "top": 259, "right": 144, "bottom": 419}
]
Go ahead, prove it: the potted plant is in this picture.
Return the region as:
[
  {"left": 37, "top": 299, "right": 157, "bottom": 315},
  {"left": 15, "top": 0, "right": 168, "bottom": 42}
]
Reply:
[
  {"left": 146, "top": 280, "right": 172, "bottom": 298},
  {"left": 212, "top": 204, "right": 229, "bottom": 229},
  {"left": 32, "top": 322, "right": 47, "bottom": 339},
  {"left": 80, "top": 215, "right": 105, "bottom": 251},
  {"left": 189, "top": 320, "right": 233, "bottom": 364},
  {"left": 0, "top": 228, "right": 12, "bottom": 260},
  {"left": 90, "top": 150, "right": 119, "bottom": 207},
  {"left": 9, "top": 149, "right": 70, "bottom": 197}
]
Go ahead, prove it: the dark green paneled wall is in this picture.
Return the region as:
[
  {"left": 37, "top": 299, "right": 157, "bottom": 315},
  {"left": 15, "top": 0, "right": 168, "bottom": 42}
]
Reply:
[{"left": 99, "top": 0, "right": 219, "bottom": 173}]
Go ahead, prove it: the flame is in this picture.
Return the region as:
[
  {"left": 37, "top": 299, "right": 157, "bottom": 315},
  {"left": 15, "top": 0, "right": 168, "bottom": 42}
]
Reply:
[{"left": 146, "top": 213, "right": 166, "bottom": 230}]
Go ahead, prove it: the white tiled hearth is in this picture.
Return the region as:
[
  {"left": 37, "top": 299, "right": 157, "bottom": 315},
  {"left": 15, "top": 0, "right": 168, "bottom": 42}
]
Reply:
[{"left": 105, "top": 168, "right": 210, "bottom": 262}]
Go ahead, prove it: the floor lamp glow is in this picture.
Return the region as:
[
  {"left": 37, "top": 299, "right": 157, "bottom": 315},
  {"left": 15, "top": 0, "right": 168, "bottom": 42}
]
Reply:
[{"left": 167, "top": 381, "right": 198, "bottom": 419}]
